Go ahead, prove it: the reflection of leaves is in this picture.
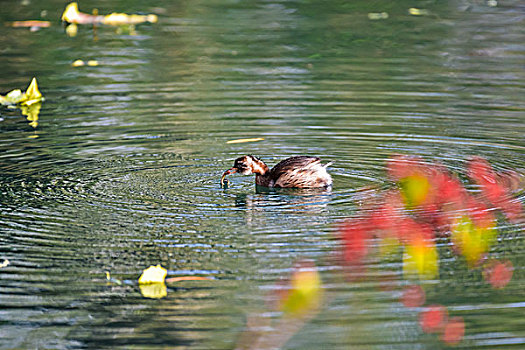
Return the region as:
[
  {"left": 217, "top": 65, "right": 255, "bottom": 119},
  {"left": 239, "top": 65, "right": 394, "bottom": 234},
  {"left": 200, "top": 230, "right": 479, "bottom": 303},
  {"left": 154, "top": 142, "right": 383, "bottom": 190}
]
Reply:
[
  {"left": 65, "top": 23, "right": 78, "bottom": 37},
  {"left": 139, "top": 283, "right": 167, "bottom": 299},
  {"left": 20, "top": 102, "right": 41, "bottom": 128}
]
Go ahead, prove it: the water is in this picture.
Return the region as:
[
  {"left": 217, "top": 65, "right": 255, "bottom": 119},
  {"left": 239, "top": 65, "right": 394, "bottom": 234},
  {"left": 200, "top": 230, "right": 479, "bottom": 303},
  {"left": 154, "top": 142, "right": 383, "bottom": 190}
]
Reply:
[{"left": 1, "top": 0, "right": 524, "bottom": 348}]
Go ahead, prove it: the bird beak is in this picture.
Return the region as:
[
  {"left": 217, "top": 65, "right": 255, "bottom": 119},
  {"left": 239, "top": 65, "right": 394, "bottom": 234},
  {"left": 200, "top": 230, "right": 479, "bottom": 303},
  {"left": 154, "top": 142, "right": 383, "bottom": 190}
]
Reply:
[{"left": 221, "top": 168, "right": 236, "bottom": 187}]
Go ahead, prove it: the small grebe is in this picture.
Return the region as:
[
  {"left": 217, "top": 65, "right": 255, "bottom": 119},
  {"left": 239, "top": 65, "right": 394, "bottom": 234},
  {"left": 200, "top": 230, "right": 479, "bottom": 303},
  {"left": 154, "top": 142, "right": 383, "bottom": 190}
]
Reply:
[{"left": 221, "top": 155, "right": 332, "bottom": 188}]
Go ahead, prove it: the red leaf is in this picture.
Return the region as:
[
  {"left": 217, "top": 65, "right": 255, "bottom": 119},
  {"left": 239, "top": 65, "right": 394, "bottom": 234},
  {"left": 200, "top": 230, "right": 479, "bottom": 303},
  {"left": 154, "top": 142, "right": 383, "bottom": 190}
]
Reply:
[
  {"left": 340, "top": 219, "right": 369, "bottom": 265},
  {"left": 419, "top": 305, "right": 448, "bottom": 333},
  {"left": 441, "top": 317, "right": 465, "bottom": 345},
  {"left": 484, "top": 260, "right": 513, "bottom": 289},
  {"left": 401, "top": 284, "right": 426, "bottom": 308}
]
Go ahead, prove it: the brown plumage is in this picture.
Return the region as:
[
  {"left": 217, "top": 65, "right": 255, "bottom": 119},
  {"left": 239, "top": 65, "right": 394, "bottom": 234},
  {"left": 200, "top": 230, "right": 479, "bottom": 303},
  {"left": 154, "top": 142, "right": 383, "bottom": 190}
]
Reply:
[{"left": 221, "top": 155, "right": 332, "bottom": 188}]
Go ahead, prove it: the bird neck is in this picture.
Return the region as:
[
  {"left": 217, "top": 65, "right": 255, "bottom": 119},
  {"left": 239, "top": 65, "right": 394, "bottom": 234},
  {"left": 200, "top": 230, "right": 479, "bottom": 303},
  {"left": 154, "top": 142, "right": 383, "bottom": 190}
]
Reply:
[
  {"left": 251, "top": 159, "right": 270, "bottom": 176},
  {"left": 252, "top": 160, "right": 271, "bottom": 186}
]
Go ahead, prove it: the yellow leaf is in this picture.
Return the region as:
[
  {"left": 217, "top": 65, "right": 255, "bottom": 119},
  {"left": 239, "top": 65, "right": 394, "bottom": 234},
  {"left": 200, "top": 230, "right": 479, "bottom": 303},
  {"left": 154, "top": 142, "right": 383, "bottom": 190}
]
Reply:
[
  {"left": 138, "top": 264, "right": 167, "bottom": 284},
  {"left": 20, "top": 78, "right": 44, "bottom": 106},
  {"left": 403, "top": 241, "right": 438, "bottom": 280},
  {"left": 1, "top": 78, "right": 44, "bottom": 116},
  {"left": 281, "top": 262, "right": 322, "bottom": 317},
  {"left": 103, "top": 13, "right": 158, "bottom": 25},
  {"left": 451, "top": 216, "right": 497, "bottom": 267},
  {"left": 72, "top": 59, "right": 85, "bottom": 67},
  {"left": 62, "top": 2, "right": 80, "bottom": 23},
  {"left": 399, "top": 174, "right": 430, "bottom": 208},
  {"left": 4, "top": 89, "right": 24, "bottom": 104},
  {"left": 226, "top": 137, "right": 265, "bottom": 144},
  {"left": 368, "top": 12, "right": 389, "bottom": 20},
  {"left": 379, "top": 235, "right": 401, "bottom": 257},
  {"left": 408, "top": 8, "right": 430, "bottom": 16},
  {"left": 0, "top": 259, "right": 9, "bottom": 268}
]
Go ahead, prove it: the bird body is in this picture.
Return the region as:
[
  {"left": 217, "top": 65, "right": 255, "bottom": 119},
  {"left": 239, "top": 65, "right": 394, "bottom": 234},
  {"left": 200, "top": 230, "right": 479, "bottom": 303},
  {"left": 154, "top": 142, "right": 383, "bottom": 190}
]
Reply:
[{"left": 221, "top": 155, "right": 332, "bottom": 188}]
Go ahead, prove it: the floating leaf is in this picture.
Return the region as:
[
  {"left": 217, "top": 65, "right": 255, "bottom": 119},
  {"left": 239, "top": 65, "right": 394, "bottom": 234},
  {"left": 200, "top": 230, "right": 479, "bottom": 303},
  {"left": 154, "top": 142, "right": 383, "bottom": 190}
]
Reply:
[
  {"left": 408, "top": 8, "right": 430, "bottom": 16},
  {"left": 105, "top": 271, "right": 122, "bottom": 285},
  {"left": 72, "top": 59, "right": 85, "bottom": 67},
  {"left": 367, "top": 12, "right": 389, "bottom": 20},
  {"left": 62, "top": 2, "right": 157, "bottom": 26},
  {"left": 138, "top": 264, "right": 167, "bottom": 284},
  {"left": 103, "top": 13, "right": 158, "bottom": 26},
  {"left": 62, "top": 2, "right": 80, "bottom": 23},
  {"left": 9, "top": 21, "right": 51, "bottom": 28},
  {"left": 165, "top": 276, "right": 212, "bottom": 283},
  {"left": 1, "top": 78, "right": 45, "bottom": 128},
  {"left": 19, "top": 77, "right": 44, "bottom": 106},
  {"left": 226, "top": 137, "right": 265, "bottom": 144},
  {"left": 72, "top": 59, "right": 99, "bottom": 67},
  {"left": 0, "top": 259, "right": 9, "bottom": 268},
  {"left": 1, "top": 89, "right": 23, "bottom": 105}
]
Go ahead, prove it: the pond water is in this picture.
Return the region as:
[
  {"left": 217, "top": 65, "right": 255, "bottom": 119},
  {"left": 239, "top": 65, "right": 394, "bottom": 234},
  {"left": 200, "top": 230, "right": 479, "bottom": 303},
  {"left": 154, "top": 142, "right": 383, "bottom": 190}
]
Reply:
[{"left": 1, "top": 0, "right": 524, "bottom": 349}]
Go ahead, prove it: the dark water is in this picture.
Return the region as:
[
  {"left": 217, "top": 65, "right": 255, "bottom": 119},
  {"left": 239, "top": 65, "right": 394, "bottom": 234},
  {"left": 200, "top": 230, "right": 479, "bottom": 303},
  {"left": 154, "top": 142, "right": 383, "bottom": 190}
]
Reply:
[{"left": 1, "top": 0, "right": 524, "bottom": 349}]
